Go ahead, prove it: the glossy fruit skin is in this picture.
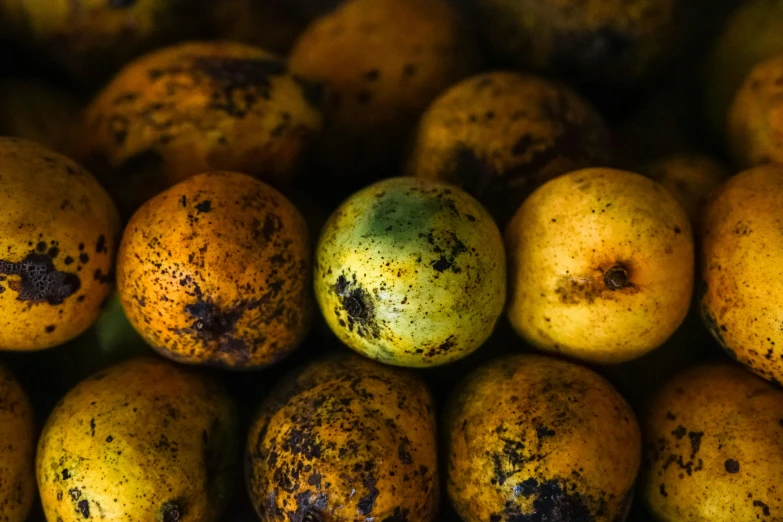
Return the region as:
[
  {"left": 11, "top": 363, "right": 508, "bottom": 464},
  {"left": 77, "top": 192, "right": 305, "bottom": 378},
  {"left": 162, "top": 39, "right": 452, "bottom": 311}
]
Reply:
[
  {"left": 314, "top": 177, "right": 506, "bottom": 368},
  {"left": 76, "top": 41, "right": 323, "bottom": 219},
  {"left": 445, "top": 354, "right": 641, "bottom": 522},
  {"left": 406, "top": 72, "right": 611, "bottom": 226},
  {"left": 246, "top": 353, "right": 439, "bottom": 522},
  {"left": 117, "top": 171, "right": 312, "bottom": 370},
  {"left": 701, "top": 164, "right": 783, "bottom": 385},
  {"left": 640, "top": 363, "right": 783, "bottom": 521},
  {"left": 506, "top": 167, "right": 694, "bottom": 364},
  {"left": 0, "top": 138, "right": 120, "bottom": 351},
  {"left": 474, "top": 0, "right": 681, "bottom": 86},
  {"left": 289, "top": 0, "right": 480, "bottom": 179},
  {"left": 728, "top": 55, "right": 783, "bottom": 168},
  {"left": 36, "top": 357, "right": 238, "bottom": 522},
  {"left": 0, "top": 363, "right": 35, "bottom": 522}
]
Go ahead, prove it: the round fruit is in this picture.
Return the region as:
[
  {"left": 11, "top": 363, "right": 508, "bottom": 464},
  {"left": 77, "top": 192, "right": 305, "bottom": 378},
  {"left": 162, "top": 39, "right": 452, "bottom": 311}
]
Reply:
[
  {"left": 289, "top": 0, "right": 479, "bottom": 179},
  {"left": 36, "top": 357, "right": 238, "bottom": 522},
  {"left": 728, "top": 54, "right": 783, "bottom": 168},
  {"left": 117, "top": 171, "right": 312, "bottom": 370},
  {"left": 406, "top": 72, "right": 611, "bottom": 225},
  {"left": 506, "top": 167, "right": 694, "bottom": 364},
  {"left": 644, "top": 154, "right": 728, "bottom": 221},
  {"left": 0, "top": 363, "right": 35, "bottom": 522},
  {"left": 77, "top": 41, "right": 323, "bottom": 219},
  {"left": 640, "top": 363, "right": 783, "bottom": 521},
  {"left": 445, "top": 354, "right": 641, "bottom": 522},
  {"left": 474, "top": 0, "right": 681, "bottom": 86},
  {"left": 314, "top": 177, "right": 505, "bottom": 368},
  {"left": 247, "top": 353, "right": 439, "bottom": 521},
  {"left": 0, "top": 138, "right": 120, "bottom": 351},
  {"left": 701, "top": 164, "right": 783, "bottom": 385}
]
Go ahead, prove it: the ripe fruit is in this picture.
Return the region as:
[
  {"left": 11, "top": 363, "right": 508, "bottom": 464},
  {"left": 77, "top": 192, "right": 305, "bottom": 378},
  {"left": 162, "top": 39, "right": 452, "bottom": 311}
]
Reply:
[{"left": 0, "top": 363, "right": 35, "bottom": 522}]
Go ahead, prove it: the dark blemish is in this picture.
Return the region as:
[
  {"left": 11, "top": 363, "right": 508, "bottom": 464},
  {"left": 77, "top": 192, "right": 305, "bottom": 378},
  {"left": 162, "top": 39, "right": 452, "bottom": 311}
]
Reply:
[
  {"left": 671, "top": 426, "right": 686, "bottom": 439},
  {"left": 96, "top": 235, "right": 106, "bottom": 254},
  {"left": 195, "top": 200, "right": 212, "bottom": 214},
  {"left": 106, "top": 436, "right": 113, "bottom": 443},
  {"left": 284, "top": 428, "right": 323, "bottom": 460},
  {"left": 753, "top": 500, "right": 771, "bottom": 517},
  {"left": 403, "top": 64, "right": 417, "bottom": 77},
  {"left": 688, "top": 431, "right": 704, "bottom": 459},
  {"left": 492, "top": 438, "right": 526, "bottom": 486},
  {"left": 63, "top": 256, "right": 74, "bottom": 265},
  {"left": 77, "top": 499, "right": 90, "bottom": 519},
  {"left": 261, "top": 214, "right": 281, "bottom": 241},
  {"left": 159, "top": 500, "right": 184, "bottom": 522},
  {"left": 674, "top": 227, "right": 681, "bottom": 234},
  {"left": 364, "top": 69, "right": 380, "bottom": 81},
  {"left": 69, "top": 488, "right": 81, "bottom": 500},
  {"left": 36, "top": 241, "right": 47, "bottom": 252},
  {"left": 604, "top": 265, "right": 630, "bottom": 291},
  {"left": 432, "top": 256, "right": 451, "bottom": 272},
  {"left": 94, "top": 269, "right": 112, "bottom": 284},
  {"left": 486, "top": 111, "right": 495, "bottom": 120},
  {"left": 515, "top": 478, "right": 592, "bottom": 521},
  {"left": 184, "top": 298, "right": 242, "bottom": 342},
  {"left": 519, "top": 477, "right": 539, "bottom": 496},
  {"left": 90, "top": 418, "right": 96, "bottom": 436},
  {"left": 65, "top": 165, "right": 76, "bottom": 175},
  {"left": 356, "top": 90, "right": 372, "bottom": 104},
  {"left": 289, "top": 491, "right": 327, "bottom": 522},
  {"left": 78, "top": 243, "right": 85, "bottom": 251},
  {"left": 666, "top": 411, "right": 677, "bottom": 421},
  {"left": 180, "top": 196, "right": 187, "bottom": 207},
  {"left": 398, "top": 440, "right": 413, "bottom": 465},
  {"left": 0, "top": 254, "right": 81, "bottom": 305},
  {"left": 194, "top": 57, "right": 287, "bottom": 117},
  {"left": 307, "top": 472, "right": 322, "bottom": 490},
  {"left": 62, "top": 469, "right": 70, "bottom": 480},
  {"left": 108, "top": 0, "right": 138, "bottom": 8},
  {"left": 536, "top": 425, "right": 556, "bottom": 438},
  {"left": 724, "top": 459, "right": 740, "bottom": 473},
  {"left": 357, "top": 475, "right": 379, "bottom": 516},
  {"left": 48, "top": 246, "right": 59, "bottom": 258},
  {"left": 659, "top": 483, "right": 668, "bottom": 497},
  {"left": 79, "top": 253, "right": 90, "bottom": 264},
  {"left": 45, "top": 325, "right": 56, "bottom": 333},
  {"left": 333, "top": 275, "right": 380, "bottom": 339}
]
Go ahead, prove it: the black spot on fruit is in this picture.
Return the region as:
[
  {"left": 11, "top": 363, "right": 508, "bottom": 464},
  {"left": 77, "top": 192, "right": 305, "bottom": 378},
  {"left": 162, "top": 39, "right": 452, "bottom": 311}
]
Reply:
[
  {"left": 96, "top": 235, "right": 106, "bottom": 254},
  {"left": 195, "top": 200, "right": 212, "bottom": 214},
  {"left": 688, "top": 431, "right": 703, "bottom": 459},
  {"left": 77, "top": 499, "right": 90, "bottom": 519},
  {"left": 195, "top": 57, "right": 287, "bottom": 118},
  {"left": 536, "top": 425, "right": 556, "bottom": 438},
  {"left": 724, "top": 459, "right": 740, "bottom": 473},
  {"left": 69, "top": 488, "right": 81, "bottom": 500},
  {"left": 184, "top": 299, "right": 242, "bottom": 342},
  {"left": 0, "top": 254, "right": 81, "bottom": 305},
  {"left": 357, "top": 475, "right": 379, "bottom": 516},
  {"left": 515, "top": 477, "right": 593, "bottom": 521},
  {"left": 61, "top": 469, "right": 70, "bottom": 480},
  {"left": 334, "top": 274, "right": 380, "bottom": 339},
  {"left": 159, "top": 500, "right": 184, "bottom": 522},
  {"left": 753, "top": 500, "right": 771, "bottom": 517},
  {"left": 604, "top": 265, "right": 629, "bottom": 291},
  {"left": 45, "top": 325, "right": 56, "bottom": 333}
]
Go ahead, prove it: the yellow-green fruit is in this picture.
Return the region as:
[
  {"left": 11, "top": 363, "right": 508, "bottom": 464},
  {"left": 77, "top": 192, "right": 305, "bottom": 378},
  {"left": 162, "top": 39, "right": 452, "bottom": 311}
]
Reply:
[
  {"left": 289, "top": 0, "right": 479, "bottom": 178},
  {"left": 406, "top": 72, "right": 611, "bottom": 225},
  {"left": 247, "top": 353, "right": 439, "bottom": 521},
  {"left": 0, "top": 138, "right": 120, "bottom": 351},
  {"left": 0, "top": 0, "right": 204, "bottom": 83},
  {"left": 117, "top": 171, "right": 312, "bottom": 370},
  {"left": 474, "top": 0, "right": 680, "bottom": 86},
  {"left": 728, "top": 55, "right": 783, "bottom": 169},
  {"left": 36, "top": 357, "right": 238, "bottom": 522},
  {"left": 0, "top": 363, "right": 35, "bottom": 522},
  {"left": 506, "top": 167, "right": 694, "bottom": 364},
  {"left": 0, "top": 77, "right": 82, "bottom": 153},
  {"left": 701, "top": 164, "right": 783, "bottom": 385},
  {"left": 77, "top": 41, "right": 323, "bottom": 219},
  {"left": 640, "top": 363, "right": 783, "bottom": 521},
  {"left": 445, "top": 354, "right": 641, "bottom": 522},
  {"left": 314, "top": 177, "right": 506, "bottom": 367},
  {"left": 644, "top": 154, "right": 728, "bottom": 221},
  {"left": 705, "top": 0, "right": 783, "bottom": 136}
]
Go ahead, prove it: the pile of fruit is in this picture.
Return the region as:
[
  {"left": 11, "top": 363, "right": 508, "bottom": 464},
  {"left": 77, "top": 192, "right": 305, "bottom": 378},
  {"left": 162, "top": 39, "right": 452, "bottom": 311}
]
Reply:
[{"left": 2, "top": 0, "right": 783, "bottom": 521}]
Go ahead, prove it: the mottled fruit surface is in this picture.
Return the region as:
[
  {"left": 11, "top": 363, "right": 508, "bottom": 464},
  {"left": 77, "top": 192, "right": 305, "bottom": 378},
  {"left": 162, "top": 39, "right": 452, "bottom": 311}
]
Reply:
[
  {"left": 445, "top": 354, "right": 641, "bottom": 522},
  {"left": 247, "top": 353, "right": 439, "bottom": 522},
  {"left": 475, "top": 0, "right": 681, "bottom": 86},
  {"left": 0, "top": 138, "right": 120, "bottom": 351},
  {"left": 314, "top": 177, "right": 505, "bottom": 367},
  {"left": 506, "top": 167, "right": 694, "bottom": 364},
  {"left": 77, "top": 41, "right": 323, "bottom": 219},
  {"left": 36, "top": 358, "right": 238, "bottom": 522},
  {"left": 289, "top": 0, "right": 479, "bottom": 178},
  {"left": 701, "top": 164, "right": 783, "bottom": 385},
  {"left": 406, "top": 72, "right": 611, "bottom": 225},
  {"left": 728, "top": 54, "right": 783, "bottom": 168},
  {"left": 117, "top": 171, "right": 312, "bottom": 370},
  {"left": 0, "top": 363, "right": 35, "bottom": 522},
  {"left": 640, "top": 363, "right": 783, "bottom": 521}
]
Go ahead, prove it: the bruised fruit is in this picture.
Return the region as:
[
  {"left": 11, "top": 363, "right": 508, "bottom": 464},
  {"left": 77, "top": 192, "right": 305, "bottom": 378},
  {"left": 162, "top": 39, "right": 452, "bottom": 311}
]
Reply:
[
  {"left": 406, "top": 72, "right": 611, "bottom": 225},
  {"left": 644, "top": 154, "right": 728, "bottom": 221},
  {"left": 506, "top": 167, "right": 694, "bottom": 364},
  {"left": 445, "top": 354, "right": 641, "bottom": 522},
  {"left": 0, "top": 363, "right": 35, "bottom": 522},
  {"left": 314, "top": 177, "right": 505, "bottom": 367},
  {"left": 117, "top": 171, "right": 312, "bottom": 370},
  {"left": 36, "top": 358, "right": 238, "bottom": 522},
  {"left": 640, "top": 363, "right": 783, "bottom": 521},
  {"left": 247, "top": 353, "right": 439, "bottom": 521},
  {"left": 0, "top": 138, "right": 120, "bottom": 351},
  {"left": 701, "top": 164, "right": 783, "bottom": 385},
  {"left": 289, "top": 0, "right": 479, "bottom": 180},
  {"left": 474, "top": 0, "right": 681, "bottom": 86},
  {"left": 76, "top": 41, "right": 323, "bottom": 219},
  {"left": 728, "top": 54, "right": 783, "bottom": 169}
]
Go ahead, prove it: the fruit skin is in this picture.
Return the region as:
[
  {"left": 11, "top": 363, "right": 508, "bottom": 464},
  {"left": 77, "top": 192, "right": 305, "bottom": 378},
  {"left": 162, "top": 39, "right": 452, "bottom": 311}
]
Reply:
[
  {"left": 36, "top": 357, "right": 238, "bottom": 522},
  {"left": 0, "top": 363, "right": 35, "bottom": 522},
  {"left": 445, "top": 354, "right": 641, "bottom": 522},
  {"left": 289, "top": 0, "right": 480, "bottom": 180},
  {"left": 640, "top": 363, "right": 783, "bottom": 521},
  {"left": 246, "top": 353, "right": 439, "bottom": 522},
  {"left": 406, "top": 72, "right": 611, "bottom": 226},
  {"left": 701, "top": 164, "right": 783, "bottom": 385},
  {"left": 0, "top": 138, "right": 121, "bottom": 351},
  {"left": 314, "top": 177, "right": 506, "bottom": 368},
  {"left": 76, "top": 41, "right": 323, "bottom": 219},
  {"left": 474, "top": 0, "right": 680, "bottom": 86},
  {"left": 506, "top": 167, "right": 694, "bottom": 364},
  {"left": 117, "top": 171, "right": 312, "bottom": 370},
  {"left": 728, "top": 55, "right": 783, "bottom": 169}
]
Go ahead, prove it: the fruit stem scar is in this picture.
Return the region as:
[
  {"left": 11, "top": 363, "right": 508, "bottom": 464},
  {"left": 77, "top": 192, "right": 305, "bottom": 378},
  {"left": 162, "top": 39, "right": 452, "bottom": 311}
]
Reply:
[{"left": 604, "top": 265, "right": 630, "bottom": 291}]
